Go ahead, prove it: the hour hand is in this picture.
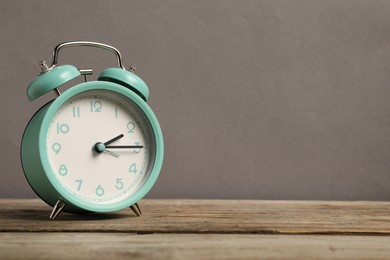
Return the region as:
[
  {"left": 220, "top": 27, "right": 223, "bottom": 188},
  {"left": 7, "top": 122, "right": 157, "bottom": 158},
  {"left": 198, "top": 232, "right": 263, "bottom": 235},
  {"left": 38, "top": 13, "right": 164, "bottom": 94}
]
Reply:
[{"left": 104, "top": 134, "right": 124, "bottom": 146}]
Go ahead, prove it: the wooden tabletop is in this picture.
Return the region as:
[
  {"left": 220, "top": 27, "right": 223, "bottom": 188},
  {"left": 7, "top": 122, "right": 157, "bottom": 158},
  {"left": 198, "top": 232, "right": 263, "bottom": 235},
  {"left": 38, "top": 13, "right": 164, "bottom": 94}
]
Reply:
[{"left": 1, "top": 199, "right": 390, "bottom": 259}]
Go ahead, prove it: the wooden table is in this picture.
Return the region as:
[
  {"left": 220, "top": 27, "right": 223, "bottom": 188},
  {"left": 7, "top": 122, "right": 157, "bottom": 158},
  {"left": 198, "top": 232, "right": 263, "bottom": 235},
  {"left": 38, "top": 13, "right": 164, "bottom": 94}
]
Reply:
[{"left": 1, "top": 199, "right": 390, "bottom": 259}]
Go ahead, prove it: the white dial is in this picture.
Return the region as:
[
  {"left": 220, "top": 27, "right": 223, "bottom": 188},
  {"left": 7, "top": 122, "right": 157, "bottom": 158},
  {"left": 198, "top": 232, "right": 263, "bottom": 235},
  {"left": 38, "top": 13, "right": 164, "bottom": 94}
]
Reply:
[{"left": 46, "top": 89, "right": 155, "bottom": 205}]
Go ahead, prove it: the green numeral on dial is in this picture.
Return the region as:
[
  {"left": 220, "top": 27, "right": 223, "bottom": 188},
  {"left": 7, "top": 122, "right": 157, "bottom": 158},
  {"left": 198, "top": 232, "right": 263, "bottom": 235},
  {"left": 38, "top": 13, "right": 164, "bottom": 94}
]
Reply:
[
  {"left": 95, "top": 185, "right": 104, "bottom": 196},
  {"left": 133, "top": 142, "right": 141, "bottom": 153},
  {"left": 73, "top": 106, "right": 80, "bottom": 118},
  {"left": 127, "top": 122, "right": 135, "bottom": 133},
  {"left": 75, "top": 179, "right": 83, "bottom": 191},
  {"left": 115, "top": 107, "right": 118, "bottom": 118},
  {"left": 56, "top": 123, "right": 69, "bottom": 134},
  {"left": 90, "top": 101, "right": 102, "bottom": 112},
  {"left": 52, "top": 143, "right": 61, "bottom": 154},
  {"left": 129, "top": 163, "right": 137, "bottom": 174},
  {"left": 58, "top": 164, "right": 68, "bottom": 176},
  {"left": 115, "top": 178, "right": 124, "bottom": 190}
]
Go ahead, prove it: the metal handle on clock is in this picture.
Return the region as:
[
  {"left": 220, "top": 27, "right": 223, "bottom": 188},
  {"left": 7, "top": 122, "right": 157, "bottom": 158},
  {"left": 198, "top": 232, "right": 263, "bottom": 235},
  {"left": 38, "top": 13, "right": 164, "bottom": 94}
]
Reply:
[{"left": 49, "top": 41, "right": 126, "bottom": 70}]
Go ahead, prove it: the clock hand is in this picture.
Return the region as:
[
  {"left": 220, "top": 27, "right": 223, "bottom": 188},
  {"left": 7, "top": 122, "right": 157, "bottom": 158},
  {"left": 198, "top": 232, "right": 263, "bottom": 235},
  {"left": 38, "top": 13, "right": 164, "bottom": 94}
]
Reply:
[
  {"left": 104, "top": 134, "right": 124, "bottom": 146},
  {"left": 105, "top": 145, "right": 144, "bottom": 149},
  {"left": 94, "top": 134, "right": 124, "bottom": 155},
  {"left": 94, "top": 142, "right": 120, "bottom": 157},
  {"left": 94, "top": 134, "right": 142, "bottom": 155},
  {"left": 103, "top": 149, "right": 120, "bottom": 158}
]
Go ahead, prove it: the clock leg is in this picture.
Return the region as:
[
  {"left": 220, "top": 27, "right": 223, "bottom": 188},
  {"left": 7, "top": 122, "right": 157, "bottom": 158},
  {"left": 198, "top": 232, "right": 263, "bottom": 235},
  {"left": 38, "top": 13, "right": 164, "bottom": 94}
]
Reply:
[
  {"left": 135, "top": 203, "right": 142, "bottom": 214},
  {"left": 49, "top": 200, "right": 66, "bottom": 220},
  {"left": 129, "top": 203, "right": 142, "bottom": 216}
]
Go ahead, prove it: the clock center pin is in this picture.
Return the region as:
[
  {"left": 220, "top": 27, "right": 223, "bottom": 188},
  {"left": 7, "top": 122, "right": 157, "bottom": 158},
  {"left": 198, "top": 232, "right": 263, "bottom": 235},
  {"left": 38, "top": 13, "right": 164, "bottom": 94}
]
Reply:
[{"left": 94, "top": 143, "right": 106, "bottom": 153}]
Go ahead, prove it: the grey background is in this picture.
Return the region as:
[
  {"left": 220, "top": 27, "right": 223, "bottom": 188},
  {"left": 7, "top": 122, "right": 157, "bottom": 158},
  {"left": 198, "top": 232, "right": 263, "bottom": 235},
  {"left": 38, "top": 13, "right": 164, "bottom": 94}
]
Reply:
[{"left": 1, "top": 0, "right": 390, "bottom": 200}]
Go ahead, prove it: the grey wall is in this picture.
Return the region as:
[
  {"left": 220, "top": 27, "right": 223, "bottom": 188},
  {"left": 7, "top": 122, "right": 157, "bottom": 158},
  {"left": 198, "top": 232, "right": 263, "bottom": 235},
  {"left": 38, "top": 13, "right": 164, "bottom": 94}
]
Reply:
[{"left": 1, "top": 0, "right": 390, "bottom": 200}]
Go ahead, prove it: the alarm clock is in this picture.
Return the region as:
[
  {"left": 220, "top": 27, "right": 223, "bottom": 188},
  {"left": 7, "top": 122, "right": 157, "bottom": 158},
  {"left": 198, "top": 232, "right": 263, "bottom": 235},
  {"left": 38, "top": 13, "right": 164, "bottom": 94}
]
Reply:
[{"left": 21, "top": 41, "right": 164, "bottom": 219}]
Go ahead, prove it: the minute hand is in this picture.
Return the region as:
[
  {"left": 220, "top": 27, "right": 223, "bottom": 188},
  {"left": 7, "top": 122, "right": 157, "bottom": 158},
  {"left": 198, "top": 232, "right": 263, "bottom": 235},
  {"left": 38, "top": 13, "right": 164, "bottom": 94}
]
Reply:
[{"left": 105, "top": 145, "right": 144, "bottom": 149}]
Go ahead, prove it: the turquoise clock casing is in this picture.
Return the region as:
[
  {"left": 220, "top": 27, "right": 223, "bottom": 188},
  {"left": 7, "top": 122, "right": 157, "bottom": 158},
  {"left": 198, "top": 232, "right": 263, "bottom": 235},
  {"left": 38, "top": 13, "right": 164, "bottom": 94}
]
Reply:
[{"left": 21, "top": 41, "right": 164, "bottom": 219}]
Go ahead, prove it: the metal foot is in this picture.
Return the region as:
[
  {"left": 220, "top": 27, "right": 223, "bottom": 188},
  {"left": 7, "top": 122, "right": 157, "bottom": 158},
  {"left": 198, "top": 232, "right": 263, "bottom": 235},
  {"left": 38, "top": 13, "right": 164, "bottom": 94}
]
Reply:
[
  {"left": 49, "top": 200, "right": 66, "bottom": 220},
  {"left": 129, "top": 203, "right": 142, "bottom": 216}
]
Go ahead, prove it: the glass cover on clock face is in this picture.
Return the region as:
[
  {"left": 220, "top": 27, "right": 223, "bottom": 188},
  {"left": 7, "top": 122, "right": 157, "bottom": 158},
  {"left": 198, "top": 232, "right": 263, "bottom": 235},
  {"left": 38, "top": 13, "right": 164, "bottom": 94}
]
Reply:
[{"left": 45, "top": 89, "right": 156, "bottom": 205}]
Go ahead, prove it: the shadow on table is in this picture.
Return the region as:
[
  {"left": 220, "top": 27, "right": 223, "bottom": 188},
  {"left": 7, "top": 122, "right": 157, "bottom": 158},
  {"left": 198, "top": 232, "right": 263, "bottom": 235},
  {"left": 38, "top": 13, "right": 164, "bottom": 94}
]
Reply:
[{"left": 6, "top": 209, "right": 133, "bottom": 221}]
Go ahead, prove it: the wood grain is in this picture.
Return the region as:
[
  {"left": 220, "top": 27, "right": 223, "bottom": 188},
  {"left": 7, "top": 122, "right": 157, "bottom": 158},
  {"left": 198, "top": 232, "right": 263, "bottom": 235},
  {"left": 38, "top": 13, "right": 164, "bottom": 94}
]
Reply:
[
  {"left": 1, "top": 199, "right": 390, "bottom": 259},
  {"left": 1, "top": 233, "right": 390, "bottom": 260},
  {"left": 0, "top": 199, "right": 389, "bottom": 234}
]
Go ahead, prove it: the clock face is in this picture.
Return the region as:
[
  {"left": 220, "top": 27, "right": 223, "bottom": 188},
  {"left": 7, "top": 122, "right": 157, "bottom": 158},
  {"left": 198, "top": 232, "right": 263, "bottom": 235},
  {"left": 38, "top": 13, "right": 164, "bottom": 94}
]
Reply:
[{"left": 45, "top": 89, "right": 156, "bottom": 206}]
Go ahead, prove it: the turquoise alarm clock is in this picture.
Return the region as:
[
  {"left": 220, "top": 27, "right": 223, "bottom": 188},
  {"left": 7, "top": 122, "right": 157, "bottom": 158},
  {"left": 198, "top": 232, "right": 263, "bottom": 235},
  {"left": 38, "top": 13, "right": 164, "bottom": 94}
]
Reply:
[{"left": 21, "top": 41, "right": 164, "bottom": 219}]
